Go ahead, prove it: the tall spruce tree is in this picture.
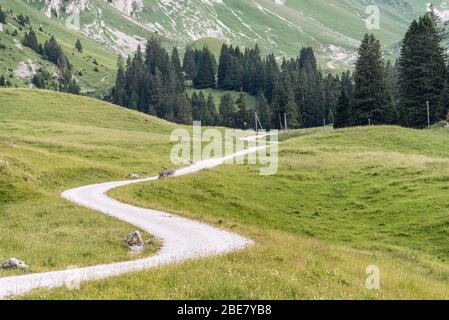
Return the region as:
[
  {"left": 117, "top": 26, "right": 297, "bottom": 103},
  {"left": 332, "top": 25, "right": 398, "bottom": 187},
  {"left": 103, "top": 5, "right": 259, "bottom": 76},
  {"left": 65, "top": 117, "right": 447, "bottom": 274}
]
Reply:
[
  {"left": 398, "top": 12, "right": 447, "bottom": 128},
  {"left": 235, "top": 91, "right": 250, "bottom": 129},
  {"left": 43, "top": 36, "right": 61, "bottom": 65},
  {"left": 23, "top": 29, "right": 40, "bottom": 53},
  {"left": 334, "top": 89, "right": 352, "bottom": 128},
  {"left": 263, "top": 53, "right": 279, "bottom": 103},
  {"left": 217, "top": 44, "right": 231, "bottom": 89},
  {"left": 171, "top": 47, "right": 185, "bottom": 91},
  {"left": 191, "top": 91, "right": 208, "bottom": 123},
  {"left": 176, "top": 93, "right": 193, "bottom": 124},
  {"left": 0, "top": 6, "right": 6, "bottom": 24},
  {"left": 219, "top": 93, "right": 235, "bottom": 128},
  {"left": 183, "top": 46, "right": 197, "bottom": 81},
  {"left": 149, "top": 68, "right": 164, "bottom": 116},
  {"left": 205, "top": 94, "right": 219, "bottom": 125},
  {"left": 255, "top": 91, "right": 271, "bottom": 130},
  {"left": 113, "top": 55, "right": 127, "bottom": 106},
  {"left": 353, "top": 34, "right": 388, "bottom": 126},
  {"left": 191, "top": 92, "right": 200, "bottom": 121},
  {"left": 194, "top": 47, "right": 216, "bottom": 89},
  {"left": 437, "top": 81, "right": 449, "bottom": 121},
  {"left": 340, "top": 71, "right": 354, "bottom": 98},
  {"left": 272, "top": 71, "right": 300, "bottom": 129}
]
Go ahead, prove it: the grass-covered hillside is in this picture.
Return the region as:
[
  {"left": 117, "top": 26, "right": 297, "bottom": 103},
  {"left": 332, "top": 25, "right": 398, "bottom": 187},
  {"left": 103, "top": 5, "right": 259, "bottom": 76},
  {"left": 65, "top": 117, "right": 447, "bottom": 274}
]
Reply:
[
  {"left": 30, "top": 125, "right": 449, "bottom": 299},
  {"left": 0, "top": 88, "right": 179, "bottom": 277},
  {"left": 5, "top": 0, "right": 439, "bottom": 72},
  {"left": 133, "top": 0, "right": 437, "bottom": 69},
  {"left": 0, "top": 1, "right": 120, "bottom": 96}
]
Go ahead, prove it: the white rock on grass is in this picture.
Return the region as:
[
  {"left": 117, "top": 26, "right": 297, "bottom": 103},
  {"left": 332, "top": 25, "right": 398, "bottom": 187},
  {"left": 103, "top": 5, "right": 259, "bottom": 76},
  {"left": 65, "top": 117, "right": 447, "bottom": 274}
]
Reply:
[
  {"left": 1, "top": 258, "right": 28, "bottom": 270},
  {"left": 129, "top": 173, "right": 140, "bottom": 179}
]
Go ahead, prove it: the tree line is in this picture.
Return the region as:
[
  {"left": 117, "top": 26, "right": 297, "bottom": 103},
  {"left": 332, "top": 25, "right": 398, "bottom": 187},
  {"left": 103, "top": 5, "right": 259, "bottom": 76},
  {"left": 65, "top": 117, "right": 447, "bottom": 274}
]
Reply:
[
  {"left": 334, "top": 10, "right": 449, "bottom": 129},
  {"left": 110, "top": 37, "right": 349, "bottom": 129},
  {"left": 107, "top": 9, "right": 449, "bottom": 130},
  {"left": 22, "top": 29, "right": 80, "bottom": 94}
]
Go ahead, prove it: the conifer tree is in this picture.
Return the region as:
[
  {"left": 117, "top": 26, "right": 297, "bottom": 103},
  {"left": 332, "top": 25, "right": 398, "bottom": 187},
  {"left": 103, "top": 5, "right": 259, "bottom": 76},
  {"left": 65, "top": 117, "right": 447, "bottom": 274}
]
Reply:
[
  {"left": 398, "top": 12, "right": 447, "bottom": 128},
  {"left": 205, "top": 94, "right": 219, "bottom": 125},
  {"left": 171, "top": 47, "right": 185, "bottom": 91},
  {"left": 113, "top": 55, "right": 127, "bottom": 106},
  {"left": 197, "top": 91, "right": 207, "bottom": 122},
  {"left": 43, "top": 36, "right": 61, "bottom": 65},
  {"left": 285, "top": 95, "right": 300, "bottom": 129},
  {"left": 194, "top": 47, "right": 216, "bottom": 89},
  {"left": 255, "top": 91, "right": 271, "bottom": 130},
  {"left": 340, "top": 71, "right": 354, "bottom": 98},
  {"left": 334, "top": 89, "right": 352, "bottom": 128},
  {"left": 437, "top": 81, "right": 449, "bottom": 121},
  {"left": 217, "top": 44, "right": 231, "bottom": 89},
  {"left": 182, "top": 46, "right": 197, "bottom": 81},
  {"left": 191, "top": 91, "right": 208, "bottom": 123},
  {"left": 176, "top": 93, "right": 193, "bottom": 124},
  {"left": 219, "top": 93, "right": 235, "bottom": 128},
  {"left": 191, "top": 92, "right": 200, "bottom": 121},
  {"left": 17, "top": 14, "right": 30, "bottom": 26},
  {"left": 235, "top": 91, "right": 250, "bottom": 129},
  {"left": 263, "top": 53, "right": 280, "bottom": 103},
  {"left": 272, "top": 71, "right": 299, "bottom": 129},
  {"left": 0, "top": 6, "right": 6, "bottom": 24},
  {"left": 149, "top": 68, "right": 163, "bottom": 116},
  {"left": 353, "top": 34, "right": 388, "bottom": 126},
  {"left": 129, "top": 91, "right": 139, "bottom": 109},
  {"left": 75, "top": 39, "right": 83, "bottom": 53},
  {"left": 23, "top": 29, "right": 40, "bottom": 53}
]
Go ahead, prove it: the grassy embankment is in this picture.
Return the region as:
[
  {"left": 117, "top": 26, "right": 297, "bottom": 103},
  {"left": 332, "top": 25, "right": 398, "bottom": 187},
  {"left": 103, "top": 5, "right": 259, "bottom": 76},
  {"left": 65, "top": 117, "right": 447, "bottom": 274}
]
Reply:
[
  {"left": 27, "top": 124, "right": 449, "bottom": 299},
  {"left": 0, "top": 88, "right": 181, "bottom": 277}
]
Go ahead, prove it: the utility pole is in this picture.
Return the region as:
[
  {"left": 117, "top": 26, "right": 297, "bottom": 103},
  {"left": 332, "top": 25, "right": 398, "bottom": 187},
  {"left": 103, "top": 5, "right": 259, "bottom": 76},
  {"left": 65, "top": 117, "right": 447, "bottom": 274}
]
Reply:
[
  {"left": 368, "top": 119, "right": 371, "bottom": 126},
  {"left": 255, "top": 113, "right": 258, "bottom": 133},
  {"left": 284, "top": 113, "right": 288, "bottom": 132},
  {"left": 427, "top": 101, "right": 430, "bottom": 128},
  {"left": 255, "top": 113, "right": 263, "bottom": 133},
  {"left": 323, "top": 118, "right": 326, "bottom": 131}
]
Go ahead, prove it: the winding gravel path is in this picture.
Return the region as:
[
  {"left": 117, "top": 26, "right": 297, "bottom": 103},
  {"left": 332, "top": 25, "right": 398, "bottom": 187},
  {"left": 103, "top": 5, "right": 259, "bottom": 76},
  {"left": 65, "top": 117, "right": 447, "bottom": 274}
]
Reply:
[{"left": 0, "top": 135, "right": 272, "bottom": 299}]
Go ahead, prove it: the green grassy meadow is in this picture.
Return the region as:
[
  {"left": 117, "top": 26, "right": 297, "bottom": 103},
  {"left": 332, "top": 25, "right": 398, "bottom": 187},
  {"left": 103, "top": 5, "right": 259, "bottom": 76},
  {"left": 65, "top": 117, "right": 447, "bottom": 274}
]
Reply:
[
  {"left": 24, "top": 123, "right": 449, "bottom": 299},
  {"left": 0, "top": 88, "right": 181, "bottom": 277}
]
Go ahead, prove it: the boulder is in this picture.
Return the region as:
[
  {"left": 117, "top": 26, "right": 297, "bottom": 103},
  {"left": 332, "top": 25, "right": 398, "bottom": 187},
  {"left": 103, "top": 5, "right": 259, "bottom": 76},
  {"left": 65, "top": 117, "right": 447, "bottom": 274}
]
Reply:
[
  {"left": 1, "top": 258, "right": 28, "bottom": 270},
  {"left": 124, "top": 230, "right": 144, "bottom": 248},
  {"left": 129, "top": 173, "right": 140, "bottom": 179}
]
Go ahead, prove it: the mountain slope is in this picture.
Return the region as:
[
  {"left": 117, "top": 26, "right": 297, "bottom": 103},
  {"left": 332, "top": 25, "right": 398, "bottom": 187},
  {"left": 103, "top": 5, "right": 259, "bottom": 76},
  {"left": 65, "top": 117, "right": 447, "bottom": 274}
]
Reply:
[
  {"left": 6, "top": 1, "right": 440, "bottom": 70},
  {"left": 0, "top": 1, "right": 443, "bottom": 95},
  {"left": 115, "top": 0, "right": 441, "bottom": 68},
  {"left": 0, "top": 0, "right": 121, "bottom": 95}
]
